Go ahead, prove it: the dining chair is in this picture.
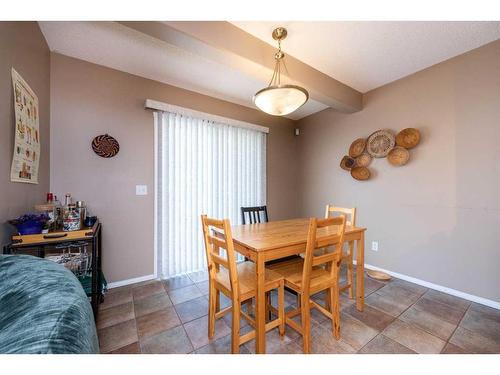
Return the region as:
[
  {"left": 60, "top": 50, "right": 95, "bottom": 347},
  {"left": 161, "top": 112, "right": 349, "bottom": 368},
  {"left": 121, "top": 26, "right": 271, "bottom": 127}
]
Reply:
[
  {"left": 201, "top": 214, "right": 285, "bottom": 353},
  {"left": 241, "top": 205, "right": 301, "bottom": 306},
  {"left": 325, "top": 205, "right": 356, "bottom": 298},
  {"left": 267, "top": 216, "right": 346, "bottom": 353},
  {"left": 241, "top": 205, "right": 268, "bottom": 225}
]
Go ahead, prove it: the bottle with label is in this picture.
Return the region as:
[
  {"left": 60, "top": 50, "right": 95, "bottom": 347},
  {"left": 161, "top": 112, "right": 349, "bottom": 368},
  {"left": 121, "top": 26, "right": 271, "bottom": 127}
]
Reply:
[
  {"left": 54, "top": 195, "right": 63, "bottom": 230},
  {"left": 63, "top": 204, "right": 81, "bottom": 232},
  {"left": 45, "top": 192, "right": 55, "bottom": 231},
  {"left": 62, "top": 193, "right": 80, "bottom": 231},
  {"left": 64, "top": 193, "right": 72, "bottom": 207},
  {"left": 76, "top": 201, "right": 86, "bottom": 229}
]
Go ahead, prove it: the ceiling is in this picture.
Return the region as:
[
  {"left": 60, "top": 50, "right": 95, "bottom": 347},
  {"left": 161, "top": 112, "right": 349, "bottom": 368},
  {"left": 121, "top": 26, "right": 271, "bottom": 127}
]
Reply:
[
  {"left": 39, "top": 21, "right": 500, "bottom": 120},
  {"left": 38, "top": 21, "right": 326, "bottom": 120},
  {"left": 232, "top": 21, "right": 500, "bottom": 93}
]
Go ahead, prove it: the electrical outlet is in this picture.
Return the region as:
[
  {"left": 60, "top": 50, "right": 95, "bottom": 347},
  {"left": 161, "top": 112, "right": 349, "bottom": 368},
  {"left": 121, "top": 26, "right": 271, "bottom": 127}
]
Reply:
[
  {"left": 135, "top": 185, "right": 148, "bottom": 196},
  {"left": 371, "top": 241, "right": 379, "bottom": 251}
]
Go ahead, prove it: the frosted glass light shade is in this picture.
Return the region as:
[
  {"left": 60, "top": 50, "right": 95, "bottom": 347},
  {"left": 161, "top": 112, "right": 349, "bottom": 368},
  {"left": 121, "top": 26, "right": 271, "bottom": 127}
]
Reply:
[{"left": 253, "top": 85, "right": 308, "bottom": 116}]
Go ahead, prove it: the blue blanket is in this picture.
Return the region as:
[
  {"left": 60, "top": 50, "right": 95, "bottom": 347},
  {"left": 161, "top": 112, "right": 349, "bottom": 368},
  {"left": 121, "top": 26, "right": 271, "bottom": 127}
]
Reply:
[{"left": 0, "top": 255, "right": 99, "bottom": 353}]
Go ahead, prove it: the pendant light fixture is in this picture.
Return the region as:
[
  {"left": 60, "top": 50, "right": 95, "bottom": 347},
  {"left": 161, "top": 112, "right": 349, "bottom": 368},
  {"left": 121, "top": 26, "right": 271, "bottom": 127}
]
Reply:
[{"left": 253, "top": 27, "right": 309, "bottom": 116}]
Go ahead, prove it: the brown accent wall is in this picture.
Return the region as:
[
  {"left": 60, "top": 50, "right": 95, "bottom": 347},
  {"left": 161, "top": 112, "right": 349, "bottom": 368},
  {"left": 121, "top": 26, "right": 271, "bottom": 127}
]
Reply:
[
  {"left": 0, "top": 22, "right": 50, "bottom": 247},
  {"left": 50, "top": 53, "right": 298, "bottom": 283},
  {"left": 297, "top": 40, "right": 500, "bottom": 302}
]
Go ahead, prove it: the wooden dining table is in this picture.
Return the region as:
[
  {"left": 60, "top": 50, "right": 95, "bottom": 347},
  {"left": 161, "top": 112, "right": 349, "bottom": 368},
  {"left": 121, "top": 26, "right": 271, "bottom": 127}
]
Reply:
[{"left": 224, "top": 218, "right": 367, "bottom": 354}]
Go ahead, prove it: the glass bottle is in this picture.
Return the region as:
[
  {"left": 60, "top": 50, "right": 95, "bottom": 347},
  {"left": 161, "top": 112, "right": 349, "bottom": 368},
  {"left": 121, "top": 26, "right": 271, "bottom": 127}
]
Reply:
[
  {"left": 54, "top": 195, "right": 63, "bottom": 230},
  {"left": 63, "top": 193, "right": 80, "bottom": 231},
  {"left": 45, "top": 192, "right": 55, "bottom": 231},
  {"left": 63, "top": 204, "right": 80, "bottom": 232}
]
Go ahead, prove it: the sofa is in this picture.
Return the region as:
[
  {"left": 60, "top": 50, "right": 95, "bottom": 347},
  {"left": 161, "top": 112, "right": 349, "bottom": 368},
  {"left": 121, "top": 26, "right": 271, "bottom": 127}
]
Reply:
[{"left": 0, "top": 254, "right": 99, "bottom": 353}]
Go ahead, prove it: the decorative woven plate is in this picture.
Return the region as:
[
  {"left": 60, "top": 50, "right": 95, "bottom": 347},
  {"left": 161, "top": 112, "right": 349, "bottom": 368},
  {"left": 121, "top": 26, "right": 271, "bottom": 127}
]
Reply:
[
  {"left": 396, "top": 128, "right": 421, "bottom": 149},
  {"left": 387, "top": 146, "right": 410, "bottom": 166},
  {"left": 349, "top": 138, "right": 367, "bottom": 158},
  {"left": 366, "top": 129, "right": 395, "bottom": 158},
  {"left": 367, "top": 270, "right": 392, "bottom": 281},
  {"left": 340, "top": 155, "right": 356, "bottom": 171},
  {"left": 355, "top": 153, "right": 372, "bottom": 167},
  {"left": 351, "top": 166, "right": 370, "bottom": 180},
  {"left": 92, "top": 134, "right": 120, "bottom": 158}
]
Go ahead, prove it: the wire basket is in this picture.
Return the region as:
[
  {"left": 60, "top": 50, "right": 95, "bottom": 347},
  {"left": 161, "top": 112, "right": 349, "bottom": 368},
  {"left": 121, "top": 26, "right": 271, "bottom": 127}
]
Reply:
[{"left": 46, "top": 241, "right": 92, "bottom": 277}]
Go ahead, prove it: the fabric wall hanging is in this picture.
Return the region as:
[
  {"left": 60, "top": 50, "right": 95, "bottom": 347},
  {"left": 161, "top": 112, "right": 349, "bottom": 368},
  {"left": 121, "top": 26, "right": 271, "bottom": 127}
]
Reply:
[{"left": 10, "top": 68, "right": 40, "bottom": 184}]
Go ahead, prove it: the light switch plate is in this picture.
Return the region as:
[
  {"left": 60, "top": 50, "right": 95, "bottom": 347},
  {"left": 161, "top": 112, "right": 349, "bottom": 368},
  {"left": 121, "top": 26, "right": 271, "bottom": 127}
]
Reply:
[{"left": 136, "top": 185, "right": 148, "bottom": 196}]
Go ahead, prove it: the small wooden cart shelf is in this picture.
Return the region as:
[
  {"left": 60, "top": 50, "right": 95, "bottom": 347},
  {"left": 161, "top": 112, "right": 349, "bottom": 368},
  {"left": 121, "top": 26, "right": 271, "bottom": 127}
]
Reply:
[{"left": 3, "top": 221, "right": 103, "bottom": 318}]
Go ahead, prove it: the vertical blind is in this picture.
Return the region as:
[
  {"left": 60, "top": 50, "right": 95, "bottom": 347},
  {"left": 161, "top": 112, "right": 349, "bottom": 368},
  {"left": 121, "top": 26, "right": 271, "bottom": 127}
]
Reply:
[{"left": 155, "top": 109, "right": 267, "bottom": 279}]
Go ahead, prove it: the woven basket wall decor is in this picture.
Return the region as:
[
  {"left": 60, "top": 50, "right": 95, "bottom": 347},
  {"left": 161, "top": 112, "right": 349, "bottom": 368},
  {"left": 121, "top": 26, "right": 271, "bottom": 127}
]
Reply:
[
  {"left": 350, "top": 166, "right": 371, "bottom": 181},
  {"left": 355, "top": 153, "right": 372, "bottom": 167},
  {"left": 349, "top": 138, "right": 367, "bottom": 158},
  {"left": 387, "top": 146, "right": 410, "bottom": 166},
  {"left": 340, "top": 127, "right": 421, "bottom": 181},
  {"left": 396, "top": 128, "right": 421, "bottom": 149},
  {"left": 92, "top": 134, "right": 120, "bottom": 158},
  {"left": 340, "top": 155, "right": 356, "bottom": 171},
  {"left": 366, "top": 129, "right": 395, "bottom": 158}
]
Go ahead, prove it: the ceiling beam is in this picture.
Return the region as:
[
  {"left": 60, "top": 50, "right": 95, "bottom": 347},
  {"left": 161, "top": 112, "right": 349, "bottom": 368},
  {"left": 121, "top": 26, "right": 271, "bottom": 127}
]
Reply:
[{"left": 119, "top": 21, "right": 362, "bottom": 113}]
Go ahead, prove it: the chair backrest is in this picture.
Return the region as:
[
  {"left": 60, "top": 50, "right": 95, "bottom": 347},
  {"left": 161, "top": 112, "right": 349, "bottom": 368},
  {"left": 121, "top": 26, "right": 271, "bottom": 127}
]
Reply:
[
  {"left": 301, "top": 216, "right": 346, "bottom": 293},
  {"left": 201, "top": 215, "right": 239, "bottom": 296},
  {"left": 325, "top": 204, "right": 356, "bottom": 227},
  {"left": 241, "top": 205, "right": 268, "bottom": 225}
]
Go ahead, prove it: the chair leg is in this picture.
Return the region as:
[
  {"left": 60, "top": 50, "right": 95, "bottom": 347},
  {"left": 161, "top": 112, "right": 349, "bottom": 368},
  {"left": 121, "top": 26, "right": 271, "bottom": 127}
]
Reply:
[
  {"left": 208, "top": 282, "right": 216, "bottom": 339},
  {"left": 215, "top": 289, "right": 221, "bottom": 312},
  {"left": 266, "top": 292, "right": 272, "bottom": 321},
  {"left": 278, "top": 282, "right": 285, "bottom": 337},
  {"left": 301, "top": 293, "right": 311, "bottom": 354},
  {"left": 231, "top": 298, "right": 241, "bottom": 354},
  {"left": 324, "top": 289, "right": 331, "bottom": 311},
  {"left": 331, "top": 286, "right": 340, "bottom": 340},
  {"left": 347, "top": 242, "right": 354, "bottom": 299}
]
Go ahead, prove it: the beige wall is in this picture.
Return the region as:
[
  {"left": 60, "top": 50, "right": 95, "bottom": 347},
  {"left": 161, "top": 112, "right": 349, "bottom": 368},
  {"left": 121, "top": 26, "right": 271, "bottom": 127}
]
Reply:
[
  {"left": 297, "top": 40, "right": 500, "bottom": 302},
  {"left": 0, "top": 22, "right": 50, "bottom": 247},
  {"left": 50, "top": 53, "right": 298, "bottom": 283}
]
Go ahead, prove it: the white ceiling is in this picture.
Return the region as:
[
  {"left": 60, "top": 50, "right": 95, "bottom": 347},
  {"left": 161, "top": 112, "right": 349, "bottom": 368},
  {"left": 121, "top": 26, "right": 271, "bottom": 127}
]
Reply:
[
  {"left": 232, "top": 21, "right": 500, "bottom": 93},
  {"left": 38, "top": 21, "right": 327, "bottom": 120},
  {"left": 39, "top": 21, "right": 500, "bottom": 120}
]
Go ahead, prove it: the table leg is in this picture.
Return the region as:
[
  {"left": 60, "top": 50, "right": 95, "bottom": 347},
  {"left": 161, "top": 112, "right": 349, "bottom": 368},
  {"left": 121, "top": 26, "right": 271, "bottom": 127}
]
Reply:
[
  {"left": 356, "top": 232, "right": 365, "bottom": 311},
  {"left": 255, "top": 254, "right": 266, "bottom": 354}
]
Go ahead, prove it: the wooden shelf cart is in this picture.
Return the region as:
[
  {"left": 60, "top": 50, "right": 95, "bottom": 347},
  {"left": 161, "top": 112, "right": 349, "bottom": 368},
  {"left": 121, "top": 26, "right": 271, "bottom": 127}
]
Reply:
[{"left": 3, "top": 221, "right": 103, "bottom": 318}]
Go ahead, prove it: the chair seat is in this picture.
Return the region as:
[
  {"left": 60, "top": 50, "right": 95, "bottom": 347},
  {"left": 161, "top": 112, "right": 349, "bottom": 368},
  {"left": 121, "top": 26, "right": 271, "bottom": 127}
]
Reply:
[
  {"left": 267, "top": 258, "right": 336, "bottom": 294},
  {"left": 215, "top": 261, "right": 283, "bottom": 300}
]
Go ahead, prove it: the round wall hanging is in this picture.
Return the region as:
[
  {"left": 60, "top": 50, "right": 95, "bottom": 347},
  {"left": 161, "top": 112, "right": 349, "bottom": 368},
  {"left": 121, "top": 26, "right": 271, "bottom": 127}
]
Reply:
[
  {"left": 340, "top": 155, "right": 356, "bottom": 171},
  {"left": 351, "top": 166, "right": 371, "bottom": 180},
  {"left": 396, "top": 128, "right": 421, "bottom": 149},
  {"left": 355, "top": 153, "right": 372, "bottom": 167},
  {"left": 366, "top": 129, "right": 395, "bottom": 158},
  {"left": 349, "top": 138, "right": 367, "bottom": 158},
  {"left": 92, "top": 134, "right": 120, "bottom": 158},
  {"left": 387, "top": 146, "right": 410, "bottom": 166}
]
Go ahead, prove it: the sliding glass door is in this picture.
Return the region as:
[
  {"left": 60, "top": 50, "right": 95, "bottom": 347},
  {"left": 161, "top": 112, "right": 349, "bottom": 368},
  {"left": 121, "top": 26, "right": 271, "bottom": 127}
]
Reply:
[{"left": 155, "top": 108, "right": 267, "bottom": 279}]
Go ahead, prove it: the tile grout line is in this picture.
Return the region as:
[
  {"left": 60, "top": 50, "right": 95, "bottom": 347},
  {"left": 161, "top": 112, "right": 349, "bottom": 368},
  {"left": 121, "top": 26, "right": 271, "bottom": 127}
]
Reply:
[
  {"left": 441, "top": 302, "right": 472, "bottom": 353},
  {"left": 377, "top": 286, "right": 432, "bottom": 353},
  {"left": 383, "top": 286, "right": 472, "bottom": 353},
  {"left": 356, "top": 278, "right": 417, "bottom": 354}
]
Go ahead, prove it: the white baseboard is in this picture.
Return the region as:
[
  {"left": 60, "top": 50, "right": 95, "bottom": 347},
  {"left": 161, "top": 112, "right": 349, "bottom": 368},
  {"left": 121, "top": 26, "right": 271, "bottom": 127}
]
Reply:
[
  {"left": 107, "top": 274, "right": 157, "bottom": 289},
  {"left": 357, "top": 262, "right": 500, "bottom": 310}
]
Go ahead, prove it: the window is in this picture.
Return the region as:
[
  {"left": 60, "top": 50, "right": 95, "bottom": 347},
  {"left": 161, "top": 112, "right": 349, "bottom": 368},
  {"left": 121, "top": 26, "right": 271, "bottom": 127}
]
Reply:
[{"left": 154, "top": 104, "right": 267, "bottom": 279}]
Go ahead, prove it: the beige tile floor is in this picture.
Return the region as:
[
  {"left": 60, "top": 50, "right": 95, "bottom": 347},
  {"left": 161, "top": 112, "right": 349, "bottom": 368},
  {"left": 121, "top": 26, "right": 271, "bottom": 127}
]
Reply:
[{"left": 97, "top": 268, "right": 500, "bottom": 354}]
